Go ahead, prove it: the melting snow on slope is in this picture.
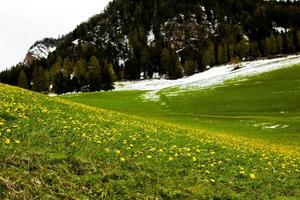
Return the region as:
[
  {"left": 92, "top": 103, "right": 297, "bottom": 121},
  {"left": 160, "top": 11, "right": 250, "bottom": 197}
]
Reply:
[
  {"left": 29, "top": 43, "right": 56, "bottom": 59},
  {"left": 114, "top": 54, "right": 300, "bottom": 101}
]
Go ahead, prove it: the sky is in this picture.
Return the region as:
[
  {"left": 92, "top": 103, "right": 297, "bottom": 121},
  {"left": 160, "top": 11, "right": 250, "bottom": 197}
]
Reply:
[{"left": 0, "top": 0, "right": 111, "bottom": 72}]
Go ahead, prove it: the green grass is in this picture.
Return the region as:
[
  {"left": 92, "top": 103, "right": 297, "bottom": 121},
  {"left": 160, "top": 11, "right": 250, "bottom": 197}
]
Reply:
[
  {"left": 0, "top": 65, "right": 299, "bottom": 199},
  {"left": 62, "top": 65, "right": 300, "bottom": 150}
]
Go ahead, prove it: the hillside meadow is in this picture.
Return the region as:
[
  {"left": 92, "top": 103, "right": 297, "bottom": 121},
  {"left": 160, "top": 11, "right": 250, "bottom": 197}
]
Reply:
[{"left": 0, "top": 65, "right": 299, "bottom": 199}]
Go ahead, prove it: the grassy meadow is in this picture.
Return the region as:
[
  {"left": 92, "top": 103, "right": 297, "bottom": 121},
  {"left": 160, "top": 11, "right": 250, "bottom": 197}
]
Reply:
[
  {"left": 62, "top": 65, "right": 300, "bottom": 151},
  {"left": 0, "top": 65, "right": 299, "bottom": 199}
]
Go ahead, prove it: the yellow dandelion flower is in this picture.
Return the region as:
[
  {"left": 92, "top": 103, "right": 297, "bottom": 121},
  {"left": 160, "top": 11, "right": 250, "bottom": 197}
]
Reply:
[
  {"left": 147, "top": 155, "right": 152, "bottom": 159},
  {"left": 5, "top": 138, "right": 11, "bottom": 144},
  {"left": 249, "top": 173, "right": 256, "bottom": 179},
  {"left": 14, "top": 139, "right": 20, "bottom": 144},
  {"left": 120, "top": 157, "right": 126, "bottom": 162},
  {"left": 158, "top": 149, "right": 164, "bottom": 153},
  {"left": 116, "top": 150, "right": 121, "bottom": 154},
  {"left": 6, "top": 129, "right": 11, "bottom": 133},
  {"left": 192, "top": 157, "right": 197, "bottom": 162},
  {"left": 169, "top": 157, "right": 174, "bottom": 161},
  {"left": 240, "top": 171, "right": 245, "bottom": 175}
]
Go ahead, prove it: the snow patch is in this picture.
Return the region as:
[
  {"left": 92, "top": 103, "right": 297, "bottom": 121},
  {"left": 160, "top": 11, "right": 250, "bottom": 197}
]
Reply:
[
  {"left": 147, "top": 29, "right": 155, "bottom": 45},
  {"left": 114, "top": 54, "right": 300, "bottom": 101},
  {"left": 28, "top": 43, "right": 56, "bottom": 59},
  {"left": 273, "top": 26, "right": 290, "bottom": 33}
]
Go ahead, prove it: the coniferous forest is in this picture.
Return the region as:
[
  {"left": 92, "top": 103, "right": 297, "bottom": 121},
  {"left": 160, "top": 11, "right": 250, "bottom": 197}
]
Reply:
[{"left": 1, "top": 0, "right": 300, "bottom": 94}]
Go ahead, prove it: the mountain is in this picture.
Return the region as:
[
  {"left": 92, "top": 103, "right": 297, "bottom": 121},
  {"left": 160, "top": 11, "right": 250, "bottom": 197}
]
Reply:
[
  {"left": 23, "top": 38, "right": 59, "bottom": 64},
  {"left": 1, "top": 0, "right": 300, "bottom": 94}
]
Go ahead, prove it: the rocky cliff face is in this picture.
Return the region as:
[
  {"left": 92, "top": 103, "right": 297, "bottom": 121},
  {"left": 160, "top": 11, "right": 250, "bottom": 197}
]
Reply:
[{"left": 23, "top": 38, "right": 57, "bottom": 64}]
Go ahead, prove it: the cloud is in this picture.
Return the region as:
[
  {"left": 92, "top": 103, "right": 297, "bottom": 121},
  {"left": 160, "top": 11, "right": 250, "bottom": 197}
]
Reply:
[{"left": 0, "top": 0, "right": 111, "bottom": 71}]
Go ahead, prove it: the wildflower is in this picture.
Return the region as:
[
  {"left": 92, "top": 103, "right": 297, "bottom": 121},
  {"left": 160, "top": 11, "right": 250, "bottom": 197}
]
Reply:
[
  {"left": 250, "top": 173, "right": 256, "bottom": 179},
  {"left": 169, "top": 157, "right": 174, "bottom": 161},
  {"left": 158, "top": 149, "right": 164, "bottom": 153},
  {"left": 147, "top": 155, "right": 152, "bottom": 159},
  {"left": 116, "top": 150, "right": 121, "bottom": 154},
  {"left": 6, "top": 129, "right": 11, "bottom": 133},
  {"left": 5, "top": 138, "right": 11, "bottom": 144},
  {"left": 192, "top": 157, "right": 197, "bottom": 162},
  {"left": 14, "top": 139, "right": 20, "bottom": 144},
  {"left": 120, "top": 157, "right": 126, "bottom": 162}
]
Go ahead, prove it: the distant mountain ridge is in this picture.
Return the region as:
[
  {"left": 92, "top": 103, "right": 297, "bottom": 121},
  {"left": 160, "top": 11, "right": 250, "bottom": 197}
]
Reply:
[{"left": 1, "top": 0, "right": 300, "bottom": 94}]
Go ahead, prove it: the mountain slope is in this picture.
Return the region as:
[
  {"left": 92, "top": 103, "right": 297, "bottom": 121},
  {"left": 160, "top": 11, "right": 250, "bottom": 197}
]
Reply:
[
  {"left": 1, "top": 83, "right": 299, "bottom": 199},
  {"left": 1, "top": 0, "right": 300, "bottom": 94}
]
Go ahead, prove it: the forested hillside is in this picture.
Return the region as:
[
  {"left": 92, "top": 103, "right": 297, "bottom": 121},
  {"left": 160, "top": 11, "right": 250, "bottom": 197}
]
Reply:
[{"left": 1, "top": 0, "right": 300, "bottom": 94}]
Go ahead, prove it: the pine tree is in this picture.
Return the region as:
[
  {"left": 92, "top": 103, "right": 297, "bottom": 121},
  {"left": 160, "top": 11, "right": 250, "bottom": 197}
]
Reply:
[
  {"left": 102, "top": 63, "right": 115, "bottom": 91},
  {"left": 49, "top": 57, "right": 63, "bottom": 83},
  {"left": 17, "top": 69, "right": 28, "bottom": 89},
  {"left": 160, "top": 48, "right": 171, "bottom": 75},
  {"left": 217, "top": 44, "right": 228, "bottom": 64},
  {"left": 202, "top": 40, "right": 215, "bottom": 68},
  {"left": 286, "top": 34, "right": 295, "bottom": 53},
  {"left": 168, "top": 52, "right": 182, "bottom": 79},
  {"left": 141, "top": 48, "right": 151, "bottom": 78},
  {"left": 269, "top": 34, "right": 277, "bottom": 55},
  {"left": 63, "top": 57, "right": 73, "bottom": 77},
  {"left": 88, "top": 56, "right": 102, "bottom": 91},
  {"left": 249, "top": 42, "right": 261, "bottom": 57},
  {"left": 74, "top": 58, "right": 87, "bottom": 91},
  {"left": 32, "top": 66, "right": 48, "bottom": 92},
  {"left": 297, "top": 31, "right": 300, "bottom": 49},
  {"left": 263, "top": 37, "right": 272, "bottom": 56},
  {"left": 185, "top": 59, "right": 196, "bottom": 76},
  {"left": 228, "top": 44, "right": 235, "bottom": 60},
  {"left": 276, "top": 34, "right": 283, "bottom": 54},
  {"left": 237, "top": 38, "right": 249, "bottom": 59}
]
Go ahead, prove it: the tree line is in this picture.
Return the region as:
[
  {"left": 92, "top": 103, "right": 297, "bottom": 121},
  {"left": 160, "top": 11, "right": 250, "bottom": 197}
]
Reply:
[{"left": 1, "top": 0, "right": 300, "bottom": 93}]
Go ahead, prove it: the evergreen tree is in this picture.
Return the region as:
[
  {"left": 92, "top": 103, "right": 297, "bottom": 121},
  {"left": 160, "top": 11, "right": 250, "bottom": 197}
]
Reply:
[
  {"left": 63, "top": 57, "right": 73, "bottom": 77},
  {"left": 286, "top": 34, "right": 295, "bottom": 53},
  {"left": 141, "top": 48, "right": 151, "bottom": 78},
  {"left": 49, "top": 57, "right": 63, "bottom": 83},
  {"left": 297, "top": 31, "right": 300, "bottom": 49},
  {"left": 74, "top": 58, "right": 87, "bottom": 91},
  {"left": 249, "top": 42, "right": 261, "bottom": 57},
  {"left": 88, "top": 56, "right": 102, "bottom": 91},
  {"left": 53, "top": 71, "right": 68, "bottom": 94},
  {"left": 228, "top": 44, "right": 235, "bottom": 60},
  {"left": 168, "top": 52, "right": 182, "bottom": 79},
  {"left": 236, "top": 38, "right": 249, "bottom": 59},
  {"left": 17, "top": 69, "right": 28, "bottom": 89},
  {"left": 185, "top": 59, "right": 196, "bottom": 76},
  {"left": 217, "top": 44, "right": 228, "bottom": 64},
  {"left": 32, "top": 66, "right": 48, "bottom": 92},
  {"left": 276, "top": 34, "right": 283, "bottom": 54},
  {"left": 102, "top": 63, "right": 115, "bottom": 91},
  {"left": 269, "top": 34, "right": 278, "bottom": 55},
  {"left": 202, "top": 40, "right": 215, "bottom": 68},
  {"left": 263, "top": 37, "right": 272, "bottom": 56},
  {"left": 160, "top": 48, "right": 171, "bottom": 75}
]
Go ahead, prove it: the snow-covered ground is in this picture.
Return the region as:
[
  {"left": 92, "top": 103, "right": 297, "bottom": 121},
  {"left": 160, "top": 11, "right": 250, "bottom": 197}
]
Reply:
[{"left": 114, "top": 54, "right": 300, "bottom": 101}]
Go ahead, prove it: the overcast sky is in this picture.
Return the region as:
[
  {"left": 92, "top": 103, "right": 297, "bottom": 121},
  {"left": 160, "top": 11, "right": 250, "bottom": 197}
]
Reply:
[{"left": 0, "top": 0, "right": 111, "bottom": 72}]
